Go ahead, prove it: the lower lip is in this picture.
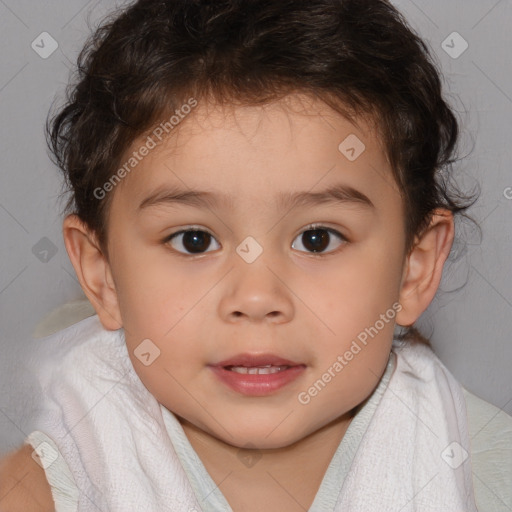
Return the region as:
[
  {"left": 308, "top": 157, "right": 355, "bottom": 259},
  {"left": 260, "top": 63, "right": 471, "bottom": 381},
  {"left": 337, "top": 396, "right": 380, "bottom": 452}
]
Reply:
[{"left": 209, "top": 365, "right": 306, "bottom": 396}]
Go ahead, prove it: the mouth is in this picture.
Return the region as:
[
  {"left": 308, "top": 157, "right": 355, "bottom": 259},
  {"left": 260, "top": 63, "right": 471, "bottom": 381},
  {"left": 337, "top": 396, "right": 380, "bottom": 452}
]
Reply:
[
  {"left": 209, "top": 353, "right": 306, "bottom": 396},
  {"left": 213, "top": 353, "right": 303, "bottom": 368},
  {"left": 224, "top": 364, "right": 292, "bottom": 375}
]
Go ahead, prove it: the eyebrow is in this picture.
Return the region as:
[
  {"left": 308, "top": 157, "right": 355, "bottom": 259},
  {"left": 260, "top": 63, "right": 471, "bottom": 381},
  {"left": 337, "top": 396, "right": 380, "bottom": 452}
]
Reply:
[{"left": 138, "top": 183, "right": 375, "bottom": 212}]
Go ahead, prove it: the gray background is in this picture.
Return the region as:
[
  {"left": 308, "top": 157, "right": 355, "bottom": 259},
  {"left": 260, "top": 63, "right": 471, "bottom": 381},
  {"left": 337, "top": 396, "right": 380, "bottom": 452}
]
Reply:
[{"left": 0, "top": 0, "right": 511, "bottom": 454}]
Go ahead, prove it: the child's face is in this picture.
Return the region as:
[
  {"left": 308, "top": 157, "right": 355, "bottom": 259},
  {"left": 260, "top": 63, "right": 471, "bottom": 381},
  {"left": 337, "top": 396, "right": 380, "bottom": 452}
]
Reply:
[{"left": 105, "top": 93, "right": 407, "bottom": 449}]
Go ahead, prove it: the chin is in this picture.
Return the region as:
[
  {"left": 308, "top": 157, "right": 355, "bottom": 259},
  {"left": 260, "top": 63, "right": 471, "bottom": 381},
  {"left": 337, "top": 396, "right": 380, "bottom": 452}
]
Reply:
[{"left": 215, "top": 424, "right": 307, "bottom": 451}]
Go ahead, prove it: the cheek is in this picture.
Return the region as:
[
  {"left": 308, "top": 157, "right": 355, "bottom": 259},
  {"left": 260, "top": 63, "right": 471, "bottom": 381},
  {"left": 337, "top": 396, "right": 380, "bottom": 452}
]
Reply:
[
  {"left": 299, "top": 246, "right": 401, "bottom": 334},
  {"left": 125, "top": 329, "right": 202, "bottom": 407},
  {"left": 293, "top": 244, "right": 399, "bottom": 390},
  {"left": 113, "top": 247, "right": 201, "bottom": 338}
]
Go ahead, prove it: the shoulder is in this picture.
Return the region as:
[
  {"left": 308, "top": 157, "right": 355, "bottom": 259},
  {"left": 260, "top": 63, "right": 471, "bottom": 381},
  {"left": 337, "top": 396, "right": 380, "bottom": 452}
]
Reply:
[
  {"left": 464, "top": 387, "right": 512, "bottom": 511},
  {"left": 0, "top": 444, "right": 54, "bottom": 512}
]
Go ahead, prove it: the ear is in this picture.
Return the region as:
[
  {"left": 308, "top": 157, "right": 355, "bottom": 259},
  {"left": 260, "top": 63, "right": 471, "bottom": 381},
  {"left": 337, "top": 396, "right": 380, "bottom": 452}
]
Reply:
[
  {"left": 396, "top": 209, "right": 455, "bottom": 327},
  {"left": 62, "top": 214, "right": 122, "bottom": 330}
]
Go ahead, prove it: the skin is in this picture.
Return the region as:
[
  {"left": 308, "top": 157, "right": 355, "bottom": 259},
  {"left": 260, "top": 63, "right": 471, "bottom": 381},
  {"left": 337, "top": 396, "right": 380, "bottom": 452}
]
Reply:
[
  {"left": 53, "top": 93, "right": 453, "bottom": 511},
  {"left": 0, "top": 445, "right": 54, "bottom": 511}
]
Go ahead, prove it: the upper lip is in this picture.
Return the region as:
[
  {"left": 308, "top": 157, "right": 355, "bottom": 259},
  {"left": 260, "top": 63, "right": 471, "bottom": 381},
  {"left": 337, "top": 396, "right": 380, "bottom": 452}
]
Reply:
[{"left": 212, "top": 353, "right": 304, "bottom": 368}]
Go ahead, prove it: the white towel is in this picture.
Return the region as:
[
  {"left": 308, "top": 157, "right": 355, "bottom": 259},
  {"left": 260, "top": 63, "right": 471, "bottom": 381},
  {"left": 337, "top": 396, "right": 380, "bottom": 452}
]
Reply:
[
  {"left": 25, "top": 315, "right": 478, "bottom": 511},
  {"left": 338, "top": 340, "right": 479, "bottom": 511}
]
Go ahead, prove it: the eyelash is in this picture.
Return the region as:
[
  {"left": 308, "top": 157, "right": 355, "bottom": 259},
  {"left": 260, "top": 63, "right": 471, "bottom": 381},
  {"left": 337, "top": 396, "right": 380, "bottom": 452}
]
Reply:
[{"left": 162, "top": 224, "right": 348, "bottom": 257}]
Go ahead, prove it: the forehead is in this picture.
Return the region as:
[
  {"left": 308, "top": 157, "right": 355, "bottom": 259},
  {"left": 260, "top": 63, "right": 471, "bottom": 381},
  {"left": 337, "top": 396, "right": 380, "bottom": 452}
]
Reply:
[{"left": 111, "top": 93, "right": 400, "bottom": 217}]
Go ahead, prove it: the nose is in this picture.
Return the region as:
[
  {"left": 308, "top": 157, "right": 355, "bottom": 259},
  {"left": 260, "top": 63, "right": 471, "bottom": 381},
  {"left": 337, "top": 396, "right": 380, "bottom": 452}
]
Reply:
[{"left": 218, "top": 255, "right": 295, "bottom": 324}]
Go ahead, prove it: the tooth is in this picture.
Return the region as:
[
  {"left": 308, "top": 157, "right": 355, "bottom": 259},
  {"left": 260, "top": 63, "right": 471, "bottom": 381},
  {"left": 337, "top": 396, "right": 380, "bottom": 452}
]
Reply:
[
  {"left": 227, "top": 365, "right": 290, "bottom": 374},
  {"left": 230, "top": 366, "right": 249, "bottom": 374}
]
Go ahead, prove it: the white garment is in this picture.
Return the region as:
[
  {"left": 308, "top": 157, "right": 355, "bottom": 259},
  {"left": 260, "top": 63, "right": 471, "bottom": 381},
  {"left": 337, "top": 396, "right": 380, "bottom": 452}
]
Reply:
[
  {"left": 26, "top": 353, "right": 397, "bottom": 512},
  {"left": 25, "top": 315, "right": 478, "bottom": 511}
]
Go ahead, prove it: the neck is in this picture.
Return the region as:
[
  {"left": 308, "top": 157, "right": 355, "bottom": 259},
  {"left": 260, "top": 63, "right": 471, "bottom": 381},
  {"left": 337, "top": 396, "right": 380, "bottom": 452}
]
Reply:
[{"left": 178, "top": 409, "right": 356, "bottom": 509}]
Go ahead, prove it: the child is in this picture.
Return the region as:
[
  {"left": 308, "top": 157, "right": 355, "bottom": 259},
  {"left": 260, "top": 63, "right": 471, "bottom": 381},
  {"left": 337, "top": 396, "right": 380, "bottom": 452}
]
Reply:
[{"left": 1, "top": 0, "right": 511, "bottom": 510}]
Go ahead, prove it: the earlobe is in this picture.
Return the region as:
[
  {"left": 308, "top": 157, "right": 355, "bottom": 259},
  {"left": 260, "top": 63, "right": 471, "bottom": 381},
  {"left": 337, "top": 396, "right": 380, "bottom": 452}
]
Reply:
[
  {"left": 396, "top": 209, "right": 455, "bottom": 327},
  {"left": 62, "top": 214, "right": 122, "bottom": 330}
]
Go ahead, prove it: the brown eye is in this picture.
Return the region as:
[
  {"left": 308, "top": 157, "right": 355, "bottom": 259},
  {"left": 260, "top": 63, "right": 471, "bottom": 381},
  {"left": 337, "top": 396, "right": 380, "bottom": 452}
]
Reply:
[
  {"left": 291, "top": 226, "right": 346, "bottom": 254},
  {"left": 166, "top": 229, "right": 220, "bottom": 254}
]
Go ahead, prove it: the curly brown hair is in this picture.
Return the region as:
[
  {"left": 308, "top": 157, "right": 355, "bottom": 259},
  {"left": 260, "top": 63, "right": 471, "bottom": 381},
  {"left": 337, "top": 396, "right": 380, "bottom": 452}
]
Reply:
[{"left": 47, "top": 0, "right": 478, "bottom": 343}]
